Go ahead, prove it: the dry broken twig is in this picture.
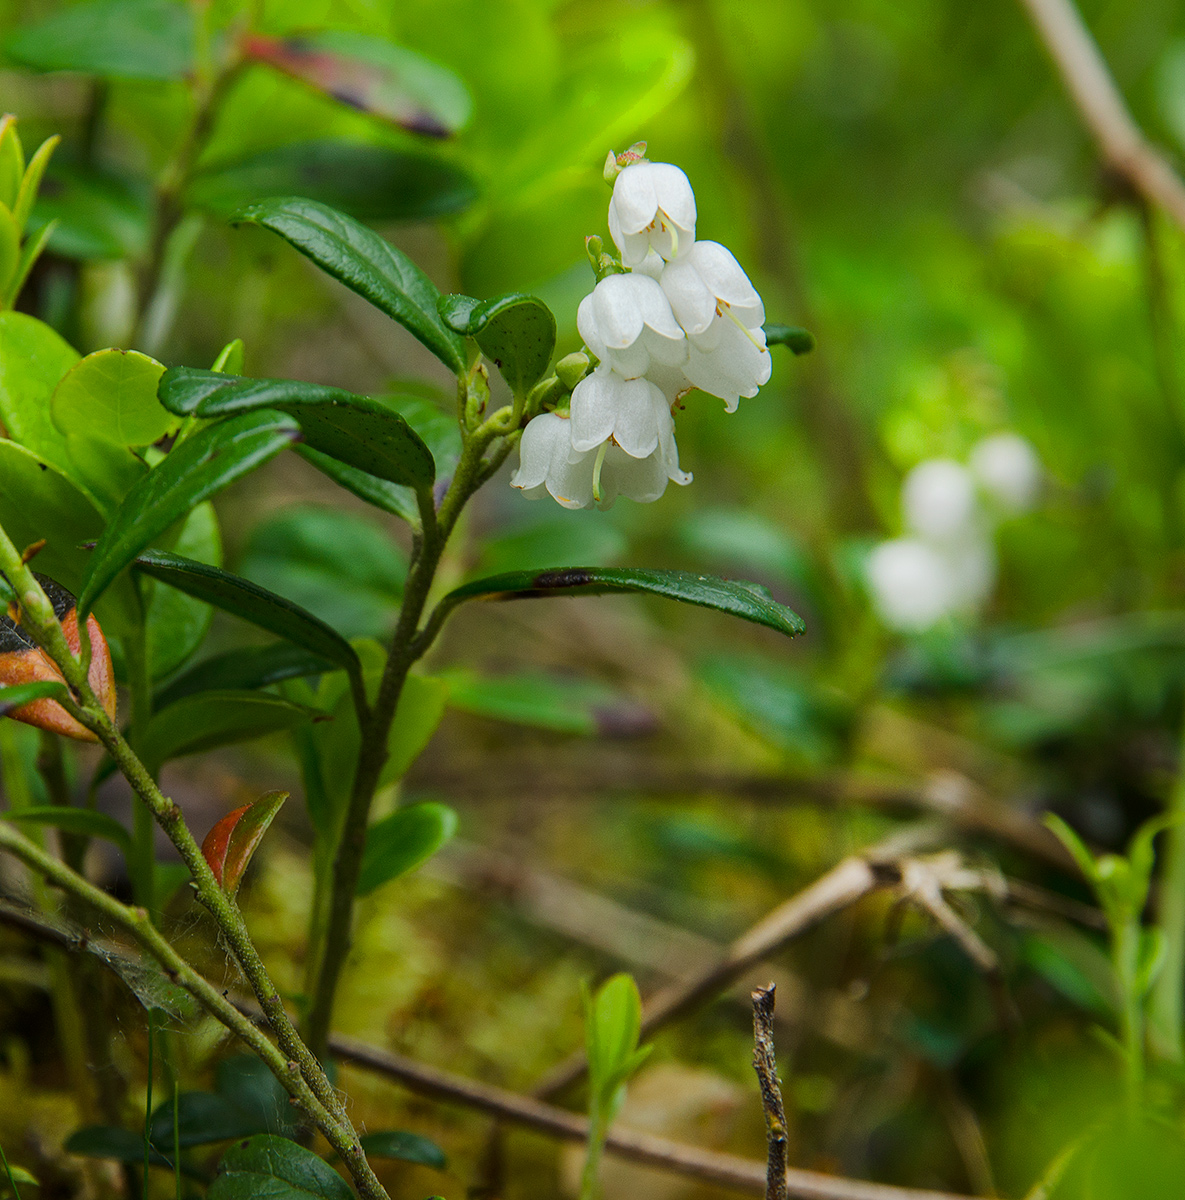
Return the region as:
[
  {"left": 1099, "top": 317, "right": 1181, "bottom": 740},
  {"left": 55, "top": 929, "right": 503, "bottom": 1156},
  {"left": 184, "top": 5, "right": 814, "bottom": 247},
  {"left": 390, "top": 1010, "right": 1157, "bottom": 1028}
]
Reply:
[
  {"left": 752, "top": 984, "right": 790, "bottom": 1200},
  {"left": 1018, "top": 0, "right": 1185, "bottom": 229}
]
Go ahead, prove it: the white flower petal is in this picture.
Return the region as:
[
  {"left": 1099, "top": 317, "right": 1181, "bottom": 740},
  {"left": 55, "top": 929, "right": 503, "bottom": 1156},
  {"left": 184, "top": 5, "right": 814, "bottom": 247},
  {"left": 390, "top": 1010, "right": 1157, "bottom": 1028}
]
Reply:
[
  {"left": 648, "top": 163, "right": 697, "bottom": 231},
  {"left": 590, "top": 275, "right": 646, "bottom": 349},
  {"left": 969, "top": 433, "right": 1042, "bottom": 513},
  {"left": 570, "top": 370, "right": 620, "bottom": 452},
  {"left": 688, "top": 241, "right": 760, "bottom": 310},
  {"left": 605, "top": 442, "right": 668, "bottom": 505},
  {"left": 902, "top": 459, "right": 978, "bottom": 543},
  {"left": 510, "top": 412, "right": 568, "bottom": 490},
  {"left": 610, "top": 163, "right": 661, "bottom": 235},
  {"left": 683, "top": 317, "right": 771, "bottom": 408},
  {"left": 612, "top": 377, "right": 664, "bottom": 459},
  {"left": 634, "top": 250, "right": 666, "bottom": 280},
  {"left": 660, "top": 256, "right": 717, "bottom": 335},
  {"left": 867, "top": 538, "right": 955, "bottom": 632},
  {"left": 632, "top": 273, "right": 684, "bottom": 340}
]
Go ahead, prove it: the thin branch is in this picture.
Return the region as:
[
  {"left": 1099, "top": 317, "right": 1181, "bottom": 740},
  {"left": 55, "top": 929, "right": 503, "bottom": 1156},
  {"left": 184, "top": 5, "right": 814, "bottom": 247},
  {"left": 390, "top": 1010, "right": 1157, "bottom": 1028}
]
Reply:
[
  {"left": 1017, "top": 0, "right": 1185, "bottom": 230},
  {"left": 330, "top": 1033, "right": 976, "bottom": 1200},
  {"left": 532, "top": 822, "right": 944, "bottom": 1100},
  {"left": 752, "top": 984, "right": 789, "bottom": 1200}
]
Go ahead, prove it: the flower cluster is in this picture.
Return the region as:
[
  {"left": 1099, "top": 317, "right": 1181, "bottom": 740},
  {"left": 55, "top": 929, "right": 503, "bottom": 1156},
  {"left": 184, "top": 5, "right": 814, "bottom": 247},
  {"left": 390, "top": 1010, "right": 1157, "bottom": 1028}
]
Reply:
[
  {"left": 512, "top": 153, "right": 772, "bottom": 509},
  {"left": 867, "top": 433, "right": 1042, "bottom": 632}
]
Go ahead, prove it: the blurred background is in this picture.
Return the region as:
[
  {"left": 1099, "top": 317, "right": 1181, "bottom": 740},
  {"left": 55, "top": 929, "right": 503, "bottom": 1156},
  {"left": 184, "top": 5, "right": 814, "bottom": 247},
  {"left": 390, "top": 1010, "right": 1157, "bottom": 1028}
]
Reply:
[{"left": 5, "top": 0, "right": 1185, "bottom": 1197}]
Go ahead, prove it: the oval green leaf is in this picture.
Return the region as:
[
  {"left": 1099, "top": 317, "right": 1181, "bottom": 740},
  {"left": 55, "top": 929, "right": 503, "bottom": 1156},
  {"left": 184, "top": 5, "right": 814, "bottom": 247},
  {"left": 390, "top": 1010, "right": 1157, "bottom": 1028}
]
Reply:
[
  {"left": 52, "top": 348, "right": 171, "bottom": 448},
  {"left": 155, "top": 643, "right": 338, "bottom": 711},
  {"left": 440, "top": 292, "right": 555, "bottom": 395},
  {"left": 0, "top": 311, "right": 80, "bottom": 472},
  {"left": 231, "top": 197, "right": 466, "bottom": 374},
  {"left": 148, "top": 1092, "right": 268, "bottom": 1149},
  {"left": 357, "top": 801, "right": 457, "bottom": 896},
  {"left": 441, "top": 567, "right": 806, "bottom": 639},
  {"left": 138, "top": 691, "right": 318, "bottom": 776},
  {"left": 79, "top": 409, "right": 300, "bottom": 619},
  {"left": 295, "top": 446, "right": 419, "bottom": 525},
  {"left": 158, "top": 369, "right": 435, "bottom": 489},
  {"left": 4, "top": 0, "right": 194, "bottom": 81},
  {"left": 209, "top": 1135, "right": 352, "bottom": 1200},
  {"left": 5, "top": 806, "right": 131, "bottom": 853},
  {"left": 65, "top": 1125, "right": 175, "bottom": 1168},
  {"left": 358, "top": 1130, "right": 446, "bottom": 1169},
  {"left": 133, "top": 549, "right": 361, "bottom": 678}
]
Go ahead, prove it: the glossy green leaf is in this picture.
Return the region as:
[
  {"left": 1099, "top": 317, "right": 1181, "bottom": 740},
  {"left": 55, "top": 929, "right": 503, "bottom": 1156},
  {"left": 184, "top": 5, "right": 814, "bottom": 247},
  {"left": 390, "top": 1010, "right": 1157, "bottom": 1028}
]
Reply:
[
  {"left": 53, "top": 349, "right": 171, "bottom": 447},
  {"left": 211, "top": 339, "right": 244, "bottom": 376},
  {"left": 244, "top": 31, "right": 471, "bottom": 136},
  {"left": 133, "top": 549, "right": 360, "bottom": 677},
  {"left": 586, "top": 973, "right": 649, "bottom": 1113},
  {"left": 202, "top": 790, "right": 287, "bottom": 896},
  {"left": 0, "top": 205, "right": 19, "bottom": 298},
  {"left": 5, "top": 806, "right": 131, "bottom": 853},
  {"left": 0, "top": 117, "right": 21, "bottom": 211},
  {"left": 159, "top": 369, "right": 435, "bottom": 489},
  {"left": 144, "top": 502, "right": 222, "bottom": 681},
  {"left": 79, "top": 409, "right": 300, "bottom": 619},
  {"left": 238, "top": 506, "right": 405, "bottom": 643},
  {"left": 357, "top": 802, "right": 458, "bottom": 896},
  {"left": 0, "top": 681, "right": 68, "bottom": 715},
  {"left": 296, "top": 447, "right": 419, "bottom": 525},
  {"left": 0, "top": 439, "right": 138, "bottom": 635},
  {"left": 0, "top": 311, "right": 79, "bottom": 472},
  {"left": 358, "top": 1131, "right": 446, "bottom": 1169},
  {"left": 13, "top": 134, "right": 59, "bottom": 234},
  {"left": 138, "top": 692, "right": 318, "bottom": 776},
  {"left": 190, "top": 141, "right": 476, "bottom": 222},
  {"left": 763, "top": 323, "right": 815, "bottom": 354},
  {"left": 380, "top": 674, "right": 449, "bottom": 784},
  {"left": 233, "top": 197, "right": 466, "bottom": 374},
  {"left": 4, "top": 0, "right": 194, "bottom": 81},
  {"left": 440, "top": 567, "right": 806, "bottom": 639},
  {"left": 439, "top": 292, "right": 556, "bottom": 394},
  {"left": 5, "top": 219, "right": 56, "bottom": 309},
  {"left": 156, "top": 643, "right": 337, "bottom": 711},
  {"left": 209, "top": 1135, "right": 351, "bottom": 1200},
  {"left": 29, "top": 163, "right": 151, "bottom": 261},
  {"left": 148, "top": 1092, "right": 266, "bottom": 1149}
]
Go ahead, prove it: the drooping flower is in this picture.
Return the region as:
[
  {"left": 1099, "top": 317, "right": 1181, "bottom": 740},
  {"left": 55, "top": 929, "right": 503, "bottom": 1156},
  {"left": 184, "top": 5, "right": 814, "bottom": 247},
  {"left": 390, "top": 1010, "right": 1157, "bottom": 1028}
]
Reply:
[
  {"left": 569, "top": 367, "right": 672, "bottom": 458},
  {"left": 866, "top": 538, "right": 957, "bottom": 632},
  {"left": 577, "top": 273, "right": 686, "bottom": 380},
  {"left": 510, "top": 410, "right": 691, "bottom": 510},
  {"left": 970, "top": 432, "right": 1042, "bottom": 513},
  {"left": 607, "top": 161, "right": 697, "bottom": 266},
  {"left": 901, "top": 459, "right": 979, "bottom": 544},
  {"left": 660, "top": 241, "right": 765, "bottom": 336}
]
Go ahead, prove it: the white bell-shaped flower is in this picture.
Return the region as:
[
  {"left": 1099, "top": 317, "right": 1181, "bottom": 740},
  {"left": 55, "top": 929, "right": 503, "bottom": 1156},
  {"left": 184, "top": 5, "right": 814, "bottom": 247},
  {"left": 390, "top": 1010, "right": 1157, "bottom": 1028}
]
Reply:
[
  {"left": 577, "top": 273, "right": 686, "bottom": 380},
  {"left": 608, "top": 161, "right": 697, "bottom": 266},
  {"left": 511, "top": 410, "right": 691, "bottom": 511},
  {"left": 902, "top": 459, "right": 979, "bottom": 544},
  {"left": 970, "top": 432, "right": 1042, "bottom": 514},
  {"left": 866, "top": 538, "right": 957, "bottom": 632},
  {"left": 681, "top": 311, "right": 771, "bottom": 413},
  {"left": 569, "top": 367, "right": 671, "bottom": 457},
  {"left": 659, "top": 240, "right": 764, "bottom": 336}
]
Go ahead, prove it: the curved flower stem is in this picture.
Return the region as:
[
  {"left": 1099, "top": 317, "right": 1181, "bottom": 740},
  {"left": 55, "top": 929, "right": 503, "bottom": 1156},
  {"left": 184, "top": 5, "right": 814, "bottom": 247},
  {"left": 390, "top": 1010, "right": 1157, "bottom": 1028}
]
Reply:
[
  {"left": 0, "top": 524, "right": 388, "bottom": 1200},
  {"left": 303, "top": 421, "right": 512, "bottom": 1061}
]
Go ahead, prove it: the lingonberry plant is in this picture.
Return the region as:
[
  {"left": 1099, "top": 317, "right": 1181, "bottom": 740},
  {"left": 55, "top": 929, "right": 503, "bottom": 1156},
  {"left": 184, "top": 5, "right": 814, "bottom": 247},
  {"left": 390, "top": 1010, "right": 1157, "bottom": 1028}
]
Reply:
[{"left": 0, "top": 118, "right": 809, "bottom": 1199}]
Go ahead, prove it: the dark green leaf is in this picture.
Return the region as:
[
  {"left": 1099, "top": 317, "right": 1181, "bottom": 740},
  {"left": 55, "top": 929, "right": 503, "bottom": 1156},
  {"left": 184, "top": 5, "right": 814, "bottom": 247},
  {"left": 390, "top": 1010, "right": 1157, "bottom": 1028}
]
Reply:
[
  {"left": 215, "top": 1057, "right": 300, "bottom": 1139},
  {"left": 0, "top": 681, "right": 68, "bottom": 715},
  {"left": 237, "top": 506, "right": 405, "bottom": 642},
  {"left": 357, "top": 802, "right": 457, "bottom": 896},
  {"left": 79, "top": 409, "right": 301, "bottom": 619},
  {"left": 4, "top": 0, "right": 194, "bottom": 81},
  {"left": 380, "top": 674, "right": 449, "bottom": 784},
  {"left": 441, "top": 568, "right": 806, "bottom": 639},
  {"left": 189, "top": 141, "right": 477, "bottom": 221},
  {"left": 138, "top": 692, "right": 319, "bottom": 776},
  {"left": 158, "top": 369, "right": 435, "bottom": 489},
  {"left": 5, "top": 807, "right": 131, "bottom": 853},
  {"left": 232, "top": 198, "right": 466, "bottom": 374},
  {"left": 156, "top": 643, "right": 337, "bottom": 710},
  {"left": 244, "top": 31, "right": 471, "bottom": 136},
  {"left": 65, "top": 1126, "right": 173, "bottom": 1168},
  {"left": 358, "top": 1131, "right": 446, "bottom": 1169},
  {"left": 209, "top": 1135, "right": 351, "bottom": 1200},
  {"left": 295, "top": 447, "right": 419, "bottom": 525},
  {"left": 439, "top": 292, "right": 556, "bottom": 395},
  {"left": 134, "top": 549, "right": 359, "bottom": 678},
  {"left": 763, "top": 323, "right": 815, "bottom": 354},
  {"left": 149, "top": 1092, "right": 267, "bottom": 1149}
]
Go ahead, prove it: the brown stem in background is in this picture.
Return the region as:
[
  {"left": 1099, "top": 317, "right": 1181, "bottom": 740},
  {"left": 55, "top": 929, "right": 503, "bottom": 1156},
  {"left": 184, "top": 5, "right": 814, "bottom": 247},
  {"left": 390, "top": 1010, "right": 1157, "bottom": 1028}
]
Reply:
[
  {"left": 752, "top": 984, "right": 790, "bottom": 1200},
  {"left": 1017, "top": 0, "right": 1185, "bottom": 231}
]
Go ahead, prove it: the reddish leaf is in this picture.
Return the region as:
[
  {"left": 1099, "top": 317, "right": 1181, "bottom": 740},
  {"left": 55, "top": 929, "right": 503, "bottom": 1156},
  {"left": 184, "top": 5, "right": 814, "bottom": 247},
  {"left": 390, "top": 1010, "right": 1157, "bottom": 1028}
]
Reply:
[
  {"left": 201, "top": 791, "right": 288, "bottom": 895},
  {"left": 243, "top": 32, "right": 469, "bottom": 137}
]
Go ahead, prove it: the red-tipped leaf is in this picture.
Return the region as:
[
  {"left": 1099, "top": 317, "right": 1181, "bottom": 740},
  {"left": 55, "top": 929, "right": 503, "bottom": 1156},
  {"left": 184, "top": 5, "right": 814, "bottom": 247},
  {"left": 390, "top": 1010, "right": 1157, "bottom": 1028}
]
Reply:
[{"left": 201, "top": 790, "right": 288, "bottom": 895}]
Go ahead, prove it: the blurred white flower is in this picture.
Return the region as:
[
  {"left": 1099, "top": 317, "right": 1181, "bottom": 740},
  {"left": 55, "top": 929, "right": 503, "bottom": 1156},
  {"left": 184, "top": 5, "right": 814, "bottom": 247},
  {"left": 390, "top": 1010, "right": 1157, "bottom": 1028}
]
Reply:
[
  {"left": 902, "top": 459, "right": 978, "bottom": 543},
  {"left": 608, "top": 161, "right": 697, "bottom": 266},
  {"left": 867, "top": 539, "right": 956, "bottom": 632},
  {"left": 510, "top": 410, "right": 691, "bottom": 510},
  {"left": 943, "top": 536, "right": 996, "bottom": 609},
  {"left": 577, "top": 273, "right": 686, "bottom": 380},
  {"left": 970, "top": 432, "right": 1042, "bottom": 513},
  {"left": 569, "top": 368, "right": 671, "bottom": 457}
]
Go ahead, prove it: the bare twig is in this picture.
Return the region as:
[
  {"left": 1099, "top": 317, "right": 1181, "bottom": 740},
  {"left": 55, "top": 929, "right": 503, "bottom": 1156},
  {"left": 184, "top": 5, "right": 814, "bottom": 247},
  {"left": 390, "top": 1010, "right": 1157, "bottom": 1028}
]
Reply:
[
  {"left": 533, "top": 822, "right": 943, "bottom": 1100},
  {"left": 330, "top": 1033, "right": 975, "bottom": 1200},
  {"left": 1017, "top": 0, "right": 1185, "bottom": 229},
  {"left": 752, "top": 984, "right": 789, "bottom": 1200}
]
